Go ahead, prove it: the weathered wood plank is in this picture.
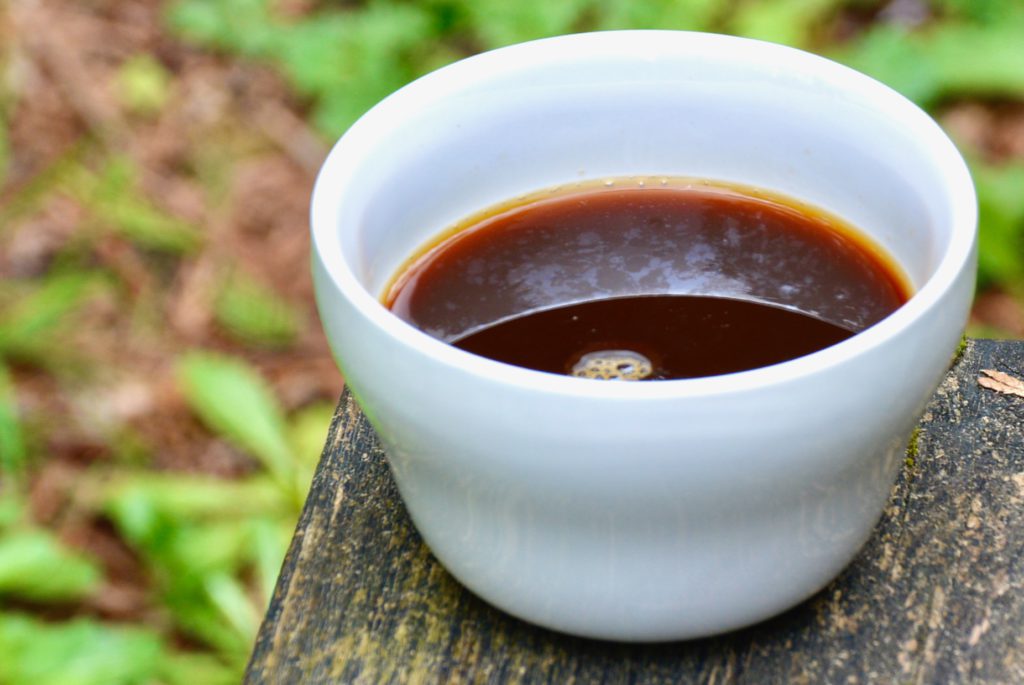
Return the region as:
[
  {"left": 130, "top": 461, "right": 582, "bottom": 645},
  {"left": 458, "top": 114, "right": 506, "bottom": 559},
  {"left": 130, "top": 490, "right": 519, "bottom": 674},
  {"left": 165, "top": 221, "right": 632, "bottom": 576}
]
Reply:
[{"left": 247, "top": 340, "right": 1024, "bottom": 684}]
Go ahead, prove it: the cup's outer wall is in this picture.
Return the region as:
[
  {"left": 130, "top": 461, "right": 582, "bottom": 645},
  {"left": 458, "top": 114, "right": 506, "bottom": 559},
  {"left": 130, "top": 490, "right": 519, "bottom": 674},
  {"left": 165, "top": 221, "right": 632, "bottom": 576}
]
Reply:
[{"left": 309, "top": 32, "right": 978, "bottom": 640}]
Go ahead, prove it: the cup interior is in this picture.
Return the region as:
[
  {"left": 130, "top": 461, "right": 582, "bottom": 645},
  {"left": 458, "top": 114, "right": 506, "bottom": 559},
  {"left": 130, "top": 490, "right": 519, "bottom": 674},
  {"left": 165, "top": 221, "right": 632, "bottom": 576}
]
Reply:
[{"left": 313, "top": 32, "right": 972, "bottom": 350}]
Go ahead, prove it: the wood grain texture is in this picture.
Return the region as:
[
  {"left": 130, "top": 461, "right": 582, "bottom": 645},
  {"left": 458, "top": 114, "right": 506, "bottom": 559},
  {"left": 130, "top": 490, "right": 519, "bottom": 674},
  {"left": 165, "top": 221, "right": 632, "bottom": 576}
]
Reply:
[{"left": 246, "top": 339, "right": 1024, "bottom": 684}]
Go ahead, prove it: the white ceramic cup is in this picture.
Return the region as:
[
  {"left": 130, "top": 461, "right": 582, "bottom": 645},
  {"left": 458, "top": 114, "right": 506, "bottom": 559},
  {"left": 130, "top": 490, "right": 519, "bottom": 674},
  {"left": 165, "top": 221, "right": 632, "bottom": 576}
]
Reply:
[{"left": 311, "top": 31, "right": 976, "bottom": 641}]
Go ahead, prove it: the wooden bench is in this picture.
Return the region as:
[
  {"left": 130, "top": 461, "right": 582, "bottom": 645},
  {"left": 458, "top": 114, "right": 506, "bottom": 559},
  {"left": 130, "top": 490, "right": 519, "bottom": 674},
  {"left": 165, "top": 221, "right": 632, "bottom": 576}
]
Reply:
[{"left": 246, "top": 339, "right": 1024, "bottom": 683}]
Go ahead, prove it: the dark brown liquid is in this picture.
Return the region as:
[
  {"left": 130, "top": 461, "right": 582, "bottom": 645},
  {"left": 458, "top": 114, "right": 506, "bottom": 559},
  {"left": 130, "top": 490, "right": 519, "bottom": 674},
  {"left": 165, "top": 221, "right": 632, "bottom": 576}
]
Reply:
[
  {"left": 386, "top": 181, "right": 910, "bottom": 380},
  {"left": 452, "top": 295, "right": 855, "bottom": 380}
]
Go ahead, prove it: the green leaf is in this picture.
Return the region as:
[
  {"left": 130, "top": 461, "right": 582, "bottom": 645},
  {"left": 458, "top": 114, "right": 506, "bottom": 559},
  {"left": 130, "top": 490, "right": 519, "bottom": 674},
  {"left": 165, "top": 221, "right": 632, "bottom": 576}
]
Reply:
[
  {"left": 730, "top": 0, "right": 837, "bottom": 48},
  {"left": 312, "top": 91, "right": 380, "bottom": 139},
  {"left": 103, "top": 472, "right": 288, "bottom": 546},
  {"left": 837, "top": 16, "right": 1024, "bottom": 106},
  {"left": 972, "top": 161, "right": 1024, "bottom": 288},
  {"left": 926, "top": 20, "right": 1024, "bottom": 100},
  {"left": 215, "top": 269, "right": 300, "bottom": 348},
  {"left": 833, "top": 26, "right": 940, "bottom": 105},
  {"left": 0, "top": 364, "right": 27, "bottom": 478},
  {"left": 461, "top": 0, "right": 590, "bottom": 48},
  {"left": 287, "top": 400, "right": 334, "bottom": 495},
  {"left": 0, "top": 613, "right": 172, "bottom": 685},
  {"left": 249, "top": 518, "right": 290, "bottom": 607},
  {"left": 0, "top": 529, "right": 102, "bottom": 602},
  {"left": 0, "top": 104, "right": 9, "bottom": 187},
  {"left": 591, "top": 0, "right": 722, "bottom": 31},
  {"left": 170, "top": 0, "right": 437, "bottom": 136},
  {"left": 65, "top": 157, "right": 202, "bottom": 253},
  {"left": 100, "top": 470, "right": 297, "bottom": 658},
  {"left": 935, "top": 0, "right": 1021, "bottom": 24},
  {"left": 0, "top": 144, "right": 86, "bottom": 229},
  {"left": 164, "top": 521, "right": 254, "bottom": 576},
  {"left": 0, "top": 272, "right": 99, "bottom": 365},
  {"left": 277, "top": 3, "right": 434, "bottom": 134},
  {"left": 91, "top": 158, "right": 203, "bottom": 253},
  {"left": 164, "top": 588, "right": 252, "bottom": 659},
  {"left": 176, "top": 352, "right": 295, "bottom": 487},
  {"left": 160, "top": 652, "right": 238, "bottom": 685},
  {"left": 168, "top": 0, "right": 282, "bottom": 57},
  {"left": 204, "top": 572, "right": 260, "bottom": 640},
  {"left": 271, "top": 14, "right": 359, "bottom": 96},
  {"left": 287, "top": 401, "right": 334, "bottom": 468},
  {"left": 116, "top": 54, "right": 172, "bottom": 116},
  {"left": 0, "top": 492, "right": 23, "bottom": 530}
]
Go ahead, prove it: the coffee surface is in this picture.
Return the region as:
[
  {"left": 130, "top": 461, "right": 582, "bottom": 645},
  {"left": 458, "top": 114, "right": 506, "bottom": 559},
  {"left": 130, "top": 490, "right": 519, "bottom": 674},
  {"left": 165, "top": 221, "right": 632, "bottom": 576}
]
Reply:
[
  {"left": 452, "top": 294, "right": 856, "bottom": 380},
  {"left": 385, "top": 181, "right": 909, "bottom": 379}
]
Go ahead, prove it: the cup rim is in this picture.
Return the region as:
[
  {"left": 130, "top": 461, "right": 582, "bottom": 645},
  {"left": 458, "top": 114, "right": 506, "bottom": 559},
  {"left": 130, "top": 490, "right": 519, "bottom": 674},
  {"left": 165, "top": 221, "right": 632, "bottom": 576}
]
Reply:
[{"left": 310, "top": 30, "right": 977, "bottom": 400}]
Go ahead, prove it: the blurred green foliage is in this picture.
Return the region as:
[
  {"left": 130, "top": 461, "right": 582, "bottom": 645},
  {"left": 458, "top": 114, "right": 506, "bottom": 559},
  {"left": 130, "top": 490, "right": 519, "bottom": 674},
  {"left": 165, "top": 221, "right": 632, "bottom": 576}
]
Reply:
[
  {"left": 0, "top": 114, "right": 9, "bottom": 188},
  {"left": 215, "top": 269, "right": 301, "bottom": 347},
  {"left": 100, "top": 352, "right": 326, "bottom": 667},
  {"left": 974, "top": 162, "right": 1024, "bottom": 289},
  {"left": 0, "top": 529, "right": 101, "bottom": 602},
  {"left": 66, "top": 157, "right": 203, "bottom": 254},
  {"left": 102, "top": 471, "right": 292, "bottom": 660},
  {"left": 3, "top": 0, "right": 1024, "bottom": 683},
  {"left": 838, "top": 12, "right": 1024, "bottom": 107},
  {"left": 166, "top": 0, "right": 1024, "bottom": 287},
  {"left": 116, "top": 54, "right": 174, "bottom": 117},
  {"left": 0, "top": 348, "right": 325, "bottom": 680},
  {"left": 0, "top": 365, "right": 26, "bottom": 477},
  {"left": 0, "top": 613, "right": 234, "bottom": 685},
  {"left": 0, "top": 135, "right": 328, "bottom": 681},
  {"left": 0, "top": 272, "right": 104, "bottom": 369},
  {"left": 166, "top": 0, "right": 1024, "bottom": 128},
  {"left": 176, "top": 352, "right": 317, "bottom": 501},
  {"left": 0, "top": 250, "right": 324, "bottom": 679}
]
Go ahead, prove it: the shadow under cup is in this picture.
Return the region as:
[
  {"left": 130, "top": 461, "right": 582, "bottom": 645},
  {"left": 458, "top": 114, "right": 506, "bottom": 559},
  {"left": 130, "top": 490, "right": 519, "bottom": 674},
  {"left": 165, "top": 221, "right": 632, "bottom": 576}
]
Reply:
[{"left": 311, "top": 32, "right": 976, "bottom": 640}]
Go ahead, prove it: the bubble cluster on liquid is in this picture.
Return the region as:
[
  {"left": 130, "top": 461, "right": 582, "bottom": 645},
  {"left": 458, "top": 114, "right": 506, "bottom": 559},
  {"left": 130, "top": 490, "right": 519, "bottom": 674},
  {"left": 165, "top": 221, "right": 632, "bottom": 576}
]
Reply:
[{"left": 571, "top": 349, "right": 653, "bottom": 381}]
